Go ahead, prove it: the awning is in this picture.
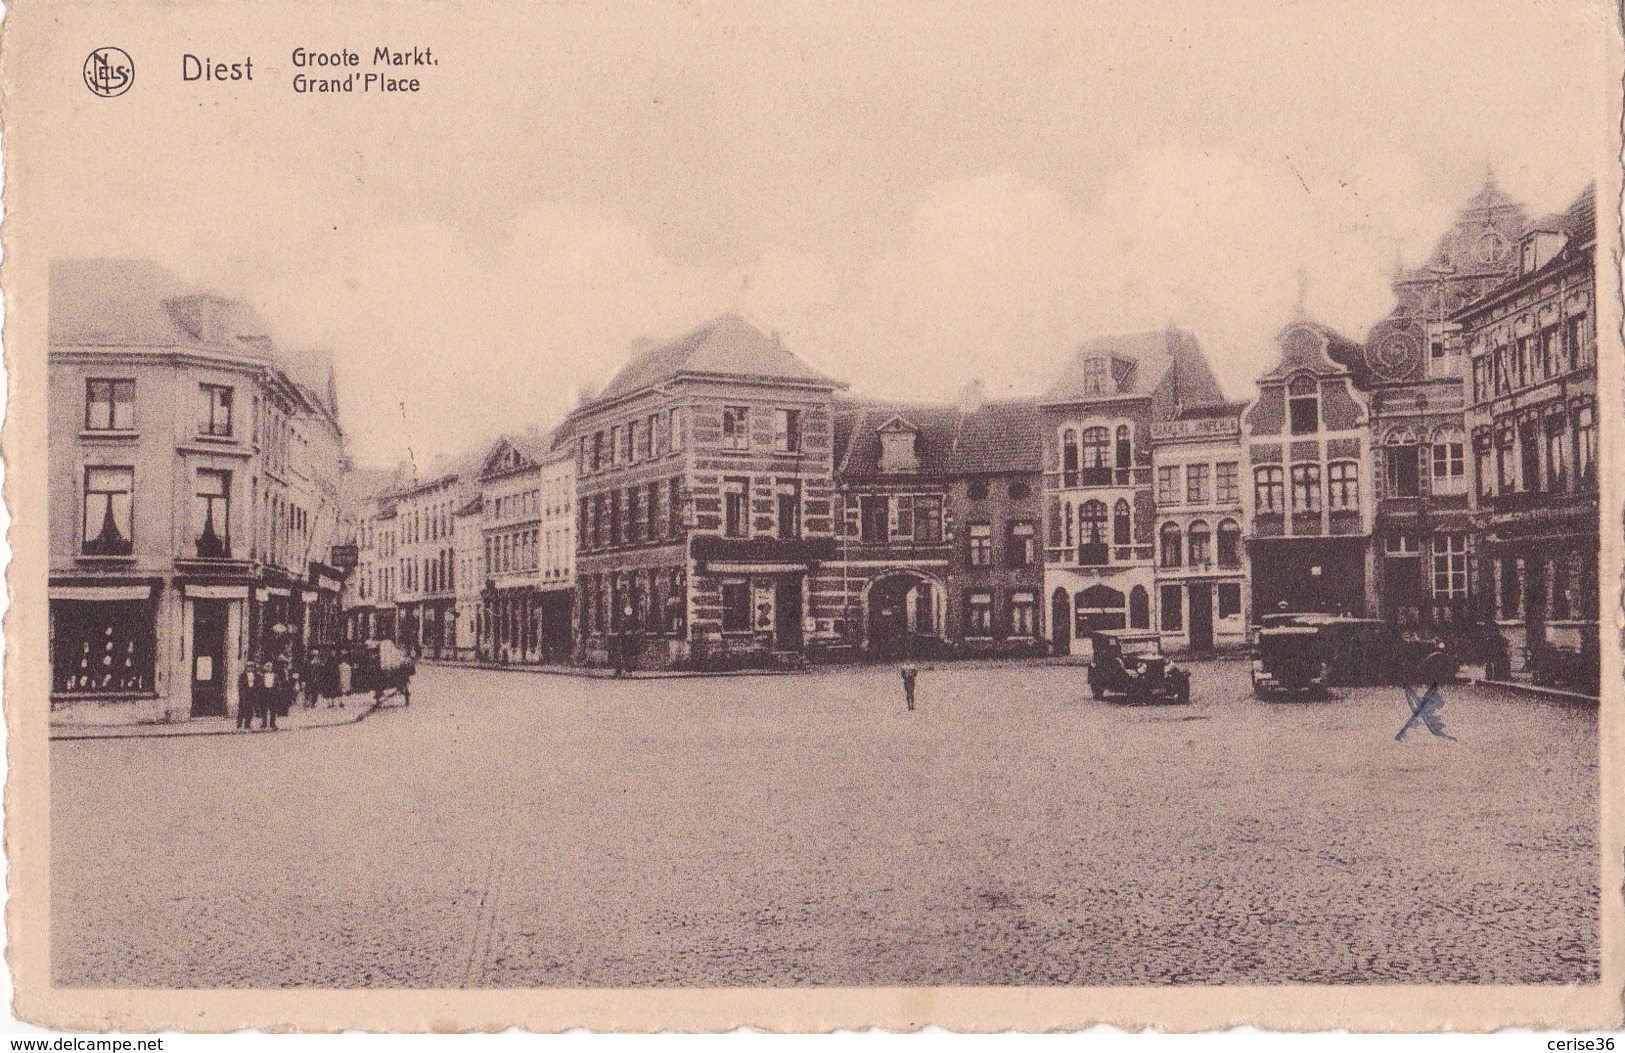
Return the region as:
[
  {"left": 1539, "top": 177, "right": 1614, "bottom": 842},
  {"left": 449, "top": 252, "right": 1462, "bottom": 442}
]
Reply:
[
  {"left": 705, "top": 562, "right": 808, "bottom": 574},
  {"left": 184, "top": 584, "right": 250, "bottom": 600},
  {"left": 49, "top": 584, "right": 152, "bottom": 602}
]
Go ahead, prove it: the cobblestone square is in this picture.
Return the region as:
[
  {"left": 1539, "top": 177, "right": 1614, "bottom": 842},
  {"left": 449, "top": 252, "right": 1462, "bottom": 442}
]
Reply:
[{"left": 52, "top": 662, "right": 1598, "bottom": 987}]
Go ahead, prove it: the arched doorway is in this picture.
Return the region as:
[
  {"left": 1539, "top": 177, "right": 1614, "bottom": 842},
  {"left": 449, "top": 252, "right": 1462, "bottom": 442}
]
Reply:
[
  {"left": 867, "top": 572, "right": 941, "bottom": 659},
  {"left": 1129, "top": 585, "right": 1150, "bottom": 629},
  {"left": 1051, "top": 588, "right": 1072, "bottom": 655},
  {"left": 1075, "top": 584, "right": 1127, "bottom": 638}
]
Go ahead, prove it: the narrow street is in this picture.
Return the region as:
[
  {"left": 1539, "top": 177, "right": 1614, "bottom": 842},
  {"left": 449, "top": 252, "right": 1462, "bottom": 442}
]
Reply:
[{"left": 52, "top": 662, "right": 1598, "bottom": 987}]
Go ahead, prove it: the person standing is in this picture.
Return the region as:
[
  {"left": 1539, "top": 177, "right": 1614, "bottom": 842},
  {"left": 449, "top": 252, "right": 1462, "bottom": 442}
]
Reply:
[
  {"left": 237, "top": 661, "right": 259, "bottom": 730},
  {"left": 900, "top": 660, "right": 919, "bottom": 711},
  {"left": 259, "top": 660, "right": 280, "bottom": 731}
]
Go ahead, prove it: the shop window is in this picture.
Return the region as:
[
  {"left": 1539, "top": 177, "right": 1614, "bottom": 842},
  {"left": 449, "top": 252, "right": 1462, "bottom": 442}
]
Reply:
[
  {"left": 85, "top": 379, "right": 134, "bottom": 431},
  {"left": 968, "top": 523, "right": 992, "bottom": 566},
  {"left": 1432, "top": 533, "right": 1468, "bottom": 599},
  {"left": 721, "top": 581, "right": 750, "bottom": 632},
  {"left": 194, "top": 469, "right": 231, "bottom": 558},
  {"left": 83, "top": 466, "right": 134, "bottom": 556},
  {"left": 1160, "top": 584, "right": 1183, "bottom": 631},
  {"left": 1218, "top": 582, "right": 1242, "bottom": 618},
  {"left": 198, "top": 384, "right": 233, "bottom": 437},
  {"left": 51, "top": 599, "right": 155, "bottom": 696}
]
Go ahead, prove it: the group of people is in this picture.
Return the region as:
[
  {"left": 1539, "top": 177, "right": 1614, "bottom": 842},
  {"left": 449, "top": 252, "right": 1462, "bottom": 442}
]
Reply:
[{"left": 235, "top": 647, "right": 358, "bottom": 731}]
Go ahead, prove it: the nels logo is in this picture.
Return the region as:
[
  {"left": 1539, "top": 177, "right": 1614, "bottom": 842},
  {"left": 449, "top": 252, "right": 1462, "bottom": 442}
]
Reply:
[{"left": 83, "top": 47, "right": 134, "bottom": 97}]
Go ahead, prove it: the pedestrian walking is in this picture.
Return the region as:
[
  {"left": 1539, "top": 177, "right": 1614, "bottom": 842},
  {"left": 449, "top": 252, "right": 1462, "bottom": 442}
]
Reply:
[
  {"left": 236, "top": 661, "right": 259, "bottom": 730},
  {"left": 900, "top": 660, "right": 919, "bottom": 711},
  {"left": 258, "top": 661, "right": 280, "bottom": 730},
  {"left": 337, "top": 650, "right": 353, "bottom": 705}
]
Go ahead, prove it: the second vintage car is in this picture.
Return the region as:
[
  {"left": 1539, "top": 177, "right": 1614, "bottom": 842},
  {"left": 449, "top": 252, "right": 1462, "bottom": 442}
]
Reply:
[{"left": 1087, "top": 629, "right": 1192, "bottom": 705}]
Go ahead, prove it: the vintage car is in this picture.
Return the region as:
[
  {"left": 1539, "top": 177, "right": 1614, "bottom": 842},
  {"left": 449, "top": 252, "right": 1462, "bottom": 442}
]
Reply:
[
  {"left": 1254, "top": 613, "right": 1457, "bottom": 693},
  {"left": 348, "top": 639, "right": 415, "bottom": 704},
  {"left": 1252, "top": 625, "right": 1326, "bottom": 699},
  {"left": 1087, "top": 629, "right": 1191, "bottom": 705}
]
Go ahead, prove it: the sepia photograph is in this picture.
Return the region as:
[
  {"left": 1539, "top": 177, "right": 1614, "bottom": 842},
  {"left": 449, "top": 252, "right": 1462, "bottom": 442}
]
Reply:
[{"left": 4, "top": 0, "right": 1622, "bottom": 1033}]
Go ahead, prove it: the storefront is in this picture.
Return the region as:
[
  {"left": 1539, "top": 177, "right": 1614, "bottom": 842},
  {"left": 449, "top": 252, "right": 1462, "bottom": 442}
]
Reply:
[{"left": 49, "top": 582, "right": 160, "bottom": 702}]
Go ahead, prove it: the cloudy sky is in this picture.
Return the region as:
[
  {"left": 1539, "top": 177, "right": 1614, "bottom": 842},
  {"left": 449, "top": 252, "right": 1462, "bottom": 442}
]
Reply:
[{"left": 26, "top": 0, "right": 1616, "bottom": 468}]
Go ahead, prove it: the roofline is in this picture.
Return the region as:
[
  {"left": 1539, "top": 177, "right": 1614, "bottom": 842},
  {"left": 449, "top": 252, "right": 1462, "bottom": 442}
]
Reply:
[{"left": 1450, "top": 246, "right": 1594, "bottom": 324}]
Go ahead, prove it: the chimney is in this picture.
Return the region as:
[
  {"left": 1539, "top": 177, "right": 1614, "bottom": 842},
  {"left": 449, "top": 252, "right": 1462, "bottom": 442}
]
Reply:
[{"left": 957, "top": 378, "right": 987, "bottom": 413}]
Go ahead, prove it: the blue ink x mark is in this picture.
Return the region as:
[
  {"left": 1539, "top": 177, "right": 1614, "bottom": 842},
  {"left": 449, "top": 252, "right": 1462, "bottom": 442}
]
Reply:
[{"left": 1396, "top": 684, "right": 1456, "bottom": 741}]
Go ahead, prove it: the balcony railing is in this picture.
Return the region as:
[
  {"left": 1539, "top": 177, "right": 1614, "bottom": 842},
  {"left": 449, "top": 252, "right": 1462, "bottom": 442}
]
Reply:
[
  {"left": 1045, "top": 542, "right": 1153, "bottom": 567},
  {"left": 1047, "top": 467, "right": 1151, "bottom": 490}
]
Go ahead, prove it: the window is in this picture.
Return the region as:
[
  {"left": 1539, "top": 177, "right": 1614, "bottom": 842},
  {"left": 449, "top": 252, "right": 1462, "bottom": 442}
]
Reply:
[
  {"left": 198, "top": 384, "right": 233, "bottom": 437},
  {"left": 1254, "top": 466, "right": 1285, "bottom": 513},
  {"left": 967, "top": 480, "right": 989, "bottom": 502},
  {"left": 1187, "top": 521, "right": 1211, "bottom": 567},
  {"left": 1061, "top": 429, "right": 1079, "bottom": 486},
  {"left": 85, "top": 379, "right": 134, "bottom": 431},
  {"left": 1081, "top": 427, "right": 1110, "bottom": 477},
  {"left": 1540, "top": 325, "right": 1563, "bottom": 379},
  {"left": 669, "top": 478, "right": 683, "bottom": 537},
  {"left": 651, "top": 413, "right": 668, "bottom": 458},
  {"left": 860, "top": 496, "right": 889, "bottom": 543},
  {"left": 913, "top": 496, "right": 943, "bottom": 544},
  {"left": 1290, "top": 463, "right": 1322, "bottom": 512},
  {"left": 592, "top": 432, "right": 606, "bottom": 472},
  {"left": 1431, "top": 436, "right": 1466, "bottom": 494},
  {"left": 626, "top": 486, "right": 642, "bottom": 543},
  {"left": 895, "top": 496, "right": 914, "bottom": 537},
  {"left": 1160, "top": 584, "right": 1183, "bottom": 631},
  {"left": 83, "top": 466, "right": 134, "bottom": 555},
  {"left": 671, "top": 407, "right": 685, "bottom": 452},
  {"left": 1112, "top": 499, "right": 1131, "bottom": 546},
  {"left": 1496, "top": 428, "right": 1517, "bottom": 492},
  {"left": 1475, "top": 441, "right": 1494, "bottom": 501},
  {"left": 647, "top": 481, "right": 660, "bottom": 541},
  {"left": 722, "top": 406, "right": 750, "bottom": 450},
  {"left": 1009, "top": 480, "right": 1030, "bottom": 501},
  {"left": 1215, "top": 462, "right": 1238, "bottom": 504},
  {"left": 1218, "top": 582, "right": 1242, "bottom": 618},
  {"left": 1115, "top": 425, "right": 1132, "bottom": 470},
  {"left": 634, "top": 419, "right": 651, "bottom": 462},
  {"left": 968, "top": 523, "right": 993, "bottom": 566},
  {"left": 1432, "top": 533, "right": 1467, "bottom": 599},
  {"left": 723, "top": 477, "right": 749, "bottom": 538},
  {"left": 1568, "top": 313, "right": 1591, "bottom": 369},
  {"left": 721, "top": 581, "right": 750, "bottom": 632},
  {"left": 965, "top": 593, "right": 993, "bottom": 636},
  {"left": 1385, "top": 439, "right": 1420, "bottom": 497},
  {"left": 1519, "top": 420, "right": 1541, "bottom": 494},
  {"left": 1288, "top": 376, "right": 1319, "bottom": 434},
  {"left": 1080, "top": 356, "right": 1108, "bottom": 395},
  {"left": 1009, "top": 592, "right": 1036, "bottom": 636},
  {"left": 193, "top": 469, "right": 231, "bottom": 558},
  {"left": 620, "top": 424, "right": 633, "bottom": 464},
  {"left": 1007, "top": 522, "right": 1035, "bottom": 566},
  {"left": 1186, "top": 464, "right": 1210, "bottom": 504},
  {"left": 1546, "top": 419, "right": 1567, "bottom": 493},
  {"left": 1159, "top": 521, "right": 1183, "bottom": 568},
  {"left": 1326, "top": 461, "right": 1359, "bottom": 511},
  {"left": 776, "top": 480, "right": 802, "bottom": 539},
  {"left": 1157, "top": 466, "right": 1181, "bottom": 505},
  {"left": 1217, "top": 519, "right": 1241, "bottom": 568},
  {"left": 772, "top": 409, "right": 801, "bottom": 453},
  {"left": 1078, "top": 500, "right": 1107, "bottom": 564},
  {"left": 609, "top": 490, "right": 622, "bottom": 545},
  {"left": 609, "top": 425, "right": 623, "bottom": 467},
  {"left": 1576, "top": 404, "right": 1596, "bottom": 487}
]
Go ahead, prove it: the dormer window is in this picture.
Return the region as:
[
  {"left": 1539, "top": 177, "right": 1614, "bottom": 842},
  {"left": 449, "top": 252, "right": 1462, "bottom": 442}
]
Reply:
[
  {"left": 1080, "top": 356, "right": 1109, "bottom": 395},
  {"left": 877, "top": 418, "right": 919, "bottom": 473}
]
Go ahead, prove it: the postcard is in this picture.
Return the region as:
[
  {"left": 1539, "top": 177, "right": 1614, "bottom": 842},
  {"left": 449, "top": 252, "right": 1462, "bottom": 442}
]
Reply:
[{"left": 4, "top": 0, "right": 1622, "bottom": 1033}]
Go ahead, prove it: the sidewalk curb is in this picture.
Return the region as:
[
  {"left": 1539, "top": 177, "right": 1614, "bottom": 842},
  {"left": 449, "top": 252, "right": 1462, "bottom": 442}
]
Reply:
[
  {"left": 1467, "top": 677, "right": 1599, "bottom": 704},
  {"left": 50, "top": 695, "right": 389, "bottom": 743},
  {"left": 421, "top": 659, "right": 806, "bottom": 680}
]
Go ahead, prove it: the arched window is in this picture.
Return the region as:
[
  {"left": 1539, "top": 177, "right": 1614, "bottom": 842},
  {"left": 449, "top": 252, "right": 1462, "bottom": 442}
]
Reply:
[
  {"left": 1062, "top": 429, "right": 1079, "bottom": 487},
  {"left": 1385, "top": 428, "right": 1421, "bottom": 497},
  {"left": 1115, "top": 424, "right": 1132, "bottom": 470},
  {"left": 1128, "top": 585, "right": 1150, "bottom": 629},
  {"left": 1188, "top": 520, "right": 1211, "bottom": 567},
  {"left": 1078, "top": 500, "right": 1108, "bottom": 565},
  {"left": 1217, "top": 519, "right": 1241, "bottom": 568},
  {"left": 1159, "top": 521, "right": 1183, "bottom": 568},
  {"left": 1081, "top": 427, "right": 1111, "bottom": 484},
  {"left": 1289, "top": 375, "right": 1319, "bottom": 435},
  {"left": 1112, "top": 498, "right": 1131, "bottom": 546}
]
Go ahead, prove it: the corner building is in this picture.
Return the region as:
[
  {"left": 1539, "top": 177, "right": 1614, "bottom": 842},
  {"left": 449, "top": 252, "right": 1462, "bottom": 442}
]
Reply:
[{"left": 567, "top": 314, "right": 842, "bottom": 670}]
